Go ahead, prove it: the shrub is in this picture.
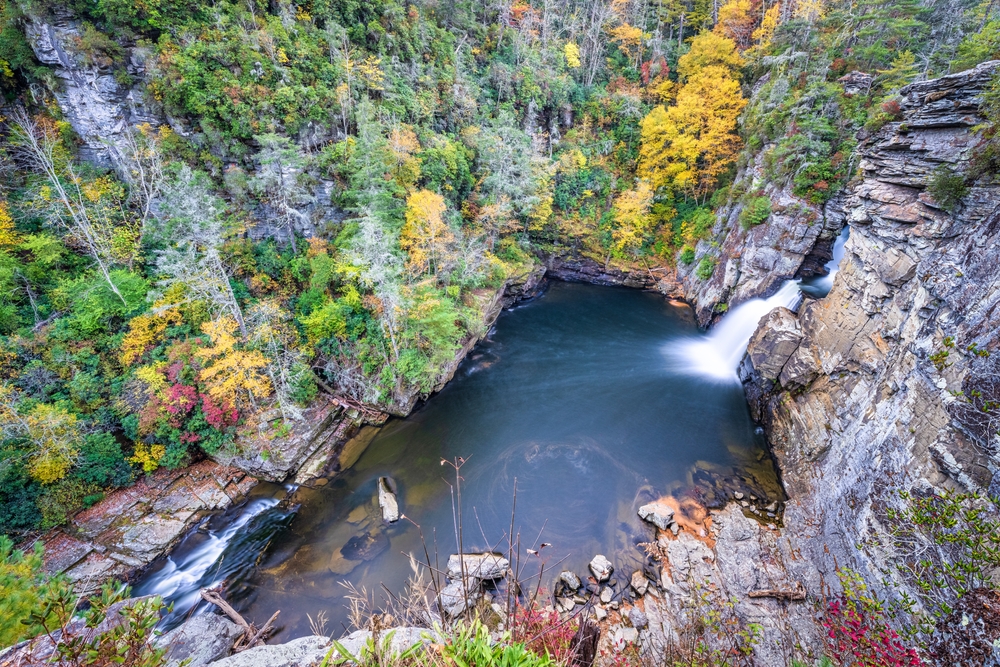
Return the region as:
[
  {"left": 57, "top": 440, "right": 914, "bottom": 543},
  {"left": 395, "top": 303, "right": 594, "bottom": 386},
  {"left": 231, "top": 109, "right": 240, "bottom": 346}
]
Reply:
[
  {"left": 0, "top": 537, "right": 72, "bottom": 647},
  {"left": 927, "top": 166, "right": 968, "bottom": 211},
  {"left": 440, "top": 621, "right": 555, "bottom": 667},
  {"left": 739, "top": 196, "right": 771, "bottom": 229},
  {"left": 696, "top": 256, "right": 717, "bottom": 281},
  {"left": 679, "top": 246, "right": 696, "bottom": 265}
]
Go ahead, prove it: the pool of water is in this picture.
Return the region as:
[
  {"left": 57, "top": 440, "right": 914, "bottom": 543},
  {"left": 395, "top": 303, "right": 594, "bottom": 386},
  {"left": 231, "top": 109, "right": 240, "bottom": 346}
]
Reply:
[{"left": 137, "top": 281, "right": 782, "bottom": 639}]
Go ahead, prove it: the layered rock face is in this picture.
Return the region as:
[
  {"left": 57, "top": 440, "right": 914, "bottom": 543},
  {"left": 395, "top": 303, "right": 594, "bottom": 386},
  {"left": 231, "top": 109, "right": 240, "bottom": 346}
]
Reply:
[
  {"left": 24, "top": 12, "right": 161, "bottom": 166},
  {"left": 743, "top": 60, "right": 1000, "bottom": 611}
]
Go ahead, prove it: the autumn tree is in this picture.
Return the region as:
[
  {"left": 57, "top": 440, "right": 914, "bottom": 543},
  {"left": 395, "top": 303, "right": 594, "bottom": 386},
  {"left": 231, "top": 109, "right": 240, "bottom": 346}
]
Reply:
[
  {"left": 610, "top": 179, "right": 655, "bottom": 259},
  {"left": 153, "top": 166, "right": 247, "bottom": 335},
  {"left": 638, "top": 31, "right": 747, "bottom": 201},
  {"left": 196, "top": 316, "right": 272, "bottom": 413},
  {"left": 401, "top": 189, "right": 456, "bottom": 277},
  {"left": 715, "top": 0, "right": 756, "bottom": 51},
  {"left": 247, "top": 300, "right": 309, "bottom": 423},
  {"left": 0, "top": 385, "right": 80, "bottom": 484}
]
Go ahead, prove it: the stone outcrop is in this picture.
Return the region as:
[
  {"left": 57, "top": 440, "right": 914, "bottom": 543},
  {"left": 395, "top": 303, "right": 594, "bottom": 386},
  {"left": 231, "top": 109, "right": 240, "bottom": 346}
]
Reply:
[
  {"left": 741, "top": 60, "right": 1000, "bottom": 626},
  {"left": 35, "top": 461, "right": 256, "bottom": 597},
  {"left": 24, "top": 11, "right": 161, "bottom": 166}
]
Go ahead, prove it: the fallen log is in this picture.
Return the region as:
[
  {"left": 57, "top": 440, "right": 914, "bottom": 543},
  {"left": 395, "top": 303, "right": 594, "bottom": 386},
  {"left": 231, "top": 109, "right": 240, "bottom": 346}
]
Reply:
[
  {"left": 200, "top": 587, "right": 280, "bottom": 651},
  {"left": 747, "top": 582, "right": 807, "bottom": 601}
]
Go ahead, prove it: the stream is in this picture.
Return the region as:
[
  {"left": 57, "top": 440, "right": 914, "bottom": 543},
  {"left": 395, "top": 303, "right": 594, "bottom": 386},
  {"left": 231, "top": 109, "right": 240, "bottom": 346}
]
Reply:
[{"left": 136, "top": 281, "right": 786, "bottom": 639}]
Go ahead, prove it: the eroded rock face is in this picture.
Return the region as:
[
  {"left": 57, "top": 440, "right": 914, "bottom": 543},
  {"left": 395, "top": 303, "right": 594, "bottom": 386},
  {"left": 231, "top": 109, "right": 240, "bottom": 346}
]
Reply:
[
  {"left": 743, "top": 60, "right": 1000, "bottom": 627},
  {"left": 24, "top": 11, "right": 161, "bottom": 166}
]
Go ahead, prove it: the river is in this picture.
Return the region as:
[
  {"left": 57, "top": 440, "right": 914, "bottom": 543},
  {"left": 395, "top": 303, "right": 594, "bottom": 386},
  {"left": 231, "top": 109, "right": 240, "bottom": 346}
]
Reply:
[{"left": 136, "top": 281, "right": 782, "bottom": 639}]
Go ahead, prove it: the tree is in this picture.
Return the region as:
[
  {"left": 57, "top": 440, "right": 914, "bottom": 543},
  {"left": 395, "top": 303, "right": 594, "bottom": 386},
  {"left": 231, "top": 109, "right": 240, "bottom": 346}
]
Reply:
[
  {"left": 638, "top": 31, "right": 747, "bottom": 201},
  {"left": 0, "top": 537, "right": 71, "bottom": 648},
  {"left": 247, "top": 300, "right": 309, "bottom": 423},
  {"left": 153, "top": 166, "right": 247, "bottom": 335},
  {"left": 10, "top": 109, "right": 132, "bottom": 304},
  {"left": 401, "top": 189, "right": 456, "bottom": 277},
  {"left": 715, "top": 0, "right": 756, "bottom": 51},
  {"left": 610, "top": 180, "right": 655, "bottom": 259},
  {"left": 251, "top": 133, "right": 313, "bottom": 253},
  {"left": 110, "top": 123, "right": 166, "bottom": 245},
  {"left": 196, "top": 316, "right": 272, "bottom": 413}
]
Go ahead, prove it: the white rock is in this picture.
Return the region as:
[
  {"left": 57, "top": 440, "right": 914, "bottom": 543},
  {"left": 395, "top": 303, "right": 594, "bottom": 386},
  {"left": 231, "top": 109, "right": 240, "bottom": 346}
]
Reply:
[
  {"left": 600, "top": 586, "right": 613, "bottom": 604},
  {"left": 559, "top": 570, "right": 582, "bottom": 590},
  {"left": 378, "top": 477, "right": 399, "bottom": 523},
  {"left": 630, "top": 571, "right": 649, "bottom": 596},
  {"left": 446, "top": 553, "right": 510, "bottom": 581},
  {"left": 594, "top": 606, "right": 608, "bottom": 621},
  {"left": 638, "top": 502, "right": 675, "bottom": 530},
  {"left": 589, "top": 554, "right": 614, "bottom": 582}
]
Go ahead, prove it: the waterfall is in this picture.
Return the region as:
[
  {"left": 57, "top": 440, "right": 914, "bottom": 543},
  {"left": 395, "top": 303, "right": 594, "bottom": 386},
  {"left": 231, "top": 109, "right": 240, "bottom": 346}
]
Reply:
[
  {"left": 799, "top": 226, "right": 850, "bottom": 299},
  {"left": 669, "top": 281, "right": 802, "bottom": 382}
]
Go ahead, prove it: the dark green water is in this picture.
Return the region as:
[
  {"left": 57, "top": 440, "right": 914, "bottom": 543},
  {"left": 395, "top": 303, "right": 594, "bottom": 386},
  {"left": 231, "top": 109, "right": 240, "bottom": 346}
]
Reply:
[{"left": 138, "top": 281, "right": 780, "bottom": 638}]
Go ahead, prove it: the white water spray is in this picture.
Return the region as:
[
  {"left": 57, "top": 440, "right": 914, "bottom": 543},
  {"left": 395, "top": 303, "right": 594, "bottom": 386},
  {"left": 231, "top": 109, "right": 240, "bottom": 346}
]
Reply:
[
  {"left": 669, "top": 281, "right": 802, "bottom": 382},
  {"left": 136, "top": 496, "right": 280, "bottom": 621}
]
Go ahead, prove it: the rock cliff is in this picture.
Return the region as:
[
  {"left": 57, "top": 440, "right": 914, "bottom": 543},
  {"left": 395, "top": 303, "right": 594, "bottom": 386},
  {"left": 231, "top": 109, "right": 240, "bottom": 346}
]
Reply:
[
  {"left": 743, "top": 60, "right": 1000, "bottom": 618},
  {"left": 23, "top": 11, "right": 161, "bottom": 166}
]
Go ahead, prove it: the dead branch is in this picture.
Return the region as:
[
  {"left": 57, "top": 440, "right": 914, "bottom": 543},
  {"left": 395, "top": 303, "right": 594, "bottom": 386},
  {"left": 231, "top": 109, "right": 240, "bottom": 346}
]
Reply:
[{"left": 746, "top": 582, "right": 807, "bottom": 601}]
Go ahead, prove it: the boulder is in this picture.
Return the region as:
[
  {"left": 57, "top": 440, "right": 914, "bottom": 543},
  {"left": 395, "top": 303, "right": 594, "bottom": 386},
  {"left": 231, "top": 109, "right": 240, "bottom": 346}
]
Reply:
[
  {"left": 446, "top": 553, "right": 510, "bottom": 581},
  {"left": 628, "top": 607, "right": 649, "bottom": 630},
  {"left": 378, "top": 477, "right": 399, "bottom": 523},
  {"left": 206, "top": 636, "right": 331, "bottom": 667},
  {"left": 559, "top": 570, "right": 582, "bottom": 591},
  {"left": 438, "top": 580, "right": 482, "bottom": 617},
  {"left": 589, "top": 554, "right": 613, "bottom": 582},
  {"left": 637, "top": 502, "right": 675, "bottom": 531},
  {"left": 333, "top": 627, "right": 429, "bottom": 659},
  {"left": 630, "top": 571, "right": 649, "bottom": 596},
  {"left": 157, "top": 613, "right": 244, "bottom": 667}
]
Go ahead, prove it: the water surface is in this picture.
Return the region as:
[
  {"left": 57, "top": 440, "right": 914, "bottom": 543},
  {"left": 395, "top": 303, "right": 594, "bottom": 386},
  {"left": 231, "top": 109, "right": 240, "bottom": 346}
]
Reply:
[{"left": 139, "top": 281, "right": 780, "bottom": 638}]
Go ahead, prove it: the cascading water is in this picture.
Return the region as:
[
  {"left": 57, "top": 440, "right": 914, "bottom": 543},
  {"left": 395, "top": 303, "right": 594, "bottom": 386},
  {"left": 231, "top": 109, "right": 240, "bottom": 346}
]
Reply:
[
  {"left": 133, "top": 492, "right": 293, "bottom": 630},
  {"left": 799, "top": 226, "right": 850, "bottom": 299},
  {"left": 669, "top": 281, "right": 802, "bottom": 382}
]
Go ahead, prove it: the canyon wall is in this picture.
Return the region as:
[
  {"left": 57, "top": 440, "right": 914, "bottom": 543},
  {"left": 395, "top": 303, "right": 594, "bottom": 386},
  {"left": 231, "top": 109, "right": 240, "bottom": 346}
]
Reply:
[{"left": 741, "top": 60, "right": 1000, "bottom": 614}]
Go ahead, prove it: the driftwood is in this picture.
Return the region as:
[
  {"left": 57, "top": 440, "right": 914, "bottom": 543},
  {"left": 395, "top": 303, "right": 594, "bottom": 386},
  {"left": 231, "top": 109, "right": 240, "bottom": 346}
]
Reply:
[
  {"left": 200, "top": 588, "right": 280, "bottom": 652},
  {"left": 311, "top": 375, "right": 389, "bottom": 422},
  {"left": 746, "top": 582, "right": 807, "bottom": 601}
]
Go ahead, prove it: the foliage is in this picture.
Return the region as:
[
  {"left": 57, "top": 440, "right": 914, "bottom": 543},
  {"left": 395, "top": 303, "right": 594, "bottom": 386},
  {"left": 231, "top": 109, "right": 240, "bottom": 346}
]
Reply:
[
  {"left": 438, "top": 621, "right": 555, "bottom": 667},
  {"left": 696, "top": 256, "right": 717, "bottom": 281},
  {"left": 822, "top": 570, "right": 921, "bottom": 667},
  {"left": 0, "top": 537, "right": 71, "bottom": 647},
  {"left": 738, "top": 196, "right": 771, "bottom": 230},
  {"left": 927, "top": 166, "right": 969, "bottom": 211}
]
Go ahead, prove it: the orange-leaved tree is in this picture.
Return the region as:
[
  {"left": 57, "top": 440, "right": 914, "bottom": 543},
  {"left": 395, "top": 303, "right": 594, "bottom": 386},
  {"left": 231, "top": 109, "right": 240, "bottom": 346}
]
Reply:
[{"left": 638, "top": 31, "right": 747, "bottom": 202}]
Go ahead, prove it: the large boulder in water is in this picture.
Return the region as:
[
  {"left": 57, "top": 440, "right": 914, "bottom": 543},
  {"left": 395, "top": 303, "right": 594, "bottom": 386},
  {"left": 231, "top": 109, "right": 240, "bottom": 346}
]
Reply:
[
  {"left": 446, "top": 553, "right": 510, "bottom": 581},
  {"left": 638, "top": 502, "right": 675, "bottom": 530},
  {"left": 378, "top": 477, "right": 400, "bottom": 523},
  {"left": 589, "top": 554, "right": 614, "bottom": 582}
]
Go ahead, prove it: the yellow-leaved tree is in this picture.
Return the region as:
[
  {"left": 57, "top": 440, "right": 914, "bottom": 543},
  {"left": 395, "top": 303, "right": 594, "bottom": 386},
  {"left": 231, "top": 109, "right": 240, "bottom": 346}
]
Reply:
[
  {"left": 564, "top": 42, "right": 581, "bottom": 68},
  {"left": 196, "top": 317, "right": 272, "bottom": 412},
  {"left": 25, "top": 404, "right": 81, "bottom": 484},
  {"left": 610, "top": 180, "right": 655, "bottom": 259},
  {"left": 638, "top": 31, "right": 747, "bottom": 202},
  {"left": 401, "top": 189, "right": 456, "bottom": 277}
]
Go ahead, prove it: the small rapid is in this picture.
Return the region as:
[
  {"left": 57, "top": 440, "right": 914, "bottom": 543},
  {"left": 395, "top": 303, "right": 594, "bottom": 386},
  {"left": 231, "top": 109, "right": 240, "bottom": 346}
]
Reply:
[
  {"left": 668, "top": 281, "right": 802, "bottom": 382},
  {"left": 133, "top": 492, "right": 293, "bottom": 630}
]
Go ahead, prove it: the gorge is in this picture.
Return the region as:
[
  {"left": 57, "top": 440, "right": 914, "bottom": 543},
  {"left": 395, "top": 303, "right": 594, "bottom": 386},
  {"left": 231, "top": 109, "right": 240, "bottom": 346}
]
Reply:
[{"left": 1, "top": 2, "right": 999, "bottom": 666}]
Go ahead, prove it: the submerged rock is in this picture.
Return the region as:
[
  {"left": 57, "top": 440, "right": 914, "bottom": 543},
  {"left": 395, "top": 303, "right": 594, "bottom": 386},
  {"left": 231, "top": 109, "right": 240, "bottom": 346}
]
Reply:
[
  {"left": 589, "top": 554, "right": 614, "bottom": 582},
  {"left": 378, "top": 477, "right": 400, "bottom": 523},
  {"left": 638, "top": 502, "right": 675, "bottom": 530}
]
